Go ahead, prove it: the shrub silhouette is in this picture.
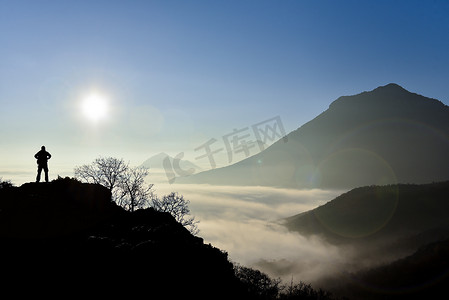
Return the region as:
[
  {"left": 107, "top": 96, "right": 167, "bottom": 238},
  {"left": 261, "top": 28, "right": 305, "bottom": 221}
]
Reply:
[
  {"left": 235, "top": 264, "right": 281, "bottom": 299},
  {"left": 0, "top": 178, "right": 13, "bottom": 189},
  {"left": 234, "top": 264, "right": 340, "bottom": 300}
]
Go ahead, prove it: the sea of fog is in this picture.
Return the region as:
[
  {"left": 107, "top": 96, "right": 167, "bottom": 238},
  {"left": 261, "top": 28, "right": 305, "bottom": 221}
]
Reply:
[
  {"left": 4, "top": 168, "right": 362, "bottom": 285},
  {"left": 152, "top": 176, "right": 350, "bottom": 284}
]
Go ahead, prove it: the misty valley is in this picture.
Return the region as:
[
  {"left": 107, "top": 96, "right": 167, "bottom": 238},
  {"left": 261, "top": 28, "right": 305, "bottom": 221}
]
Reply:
[{"left": 2, "top": 84, "right": 449, "bottom": 299}]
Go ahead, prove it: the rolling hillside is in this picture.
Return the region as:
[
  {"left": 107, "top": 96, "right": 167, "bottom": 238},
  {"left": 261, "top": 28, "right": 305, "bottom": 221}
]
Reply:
[{"left": 284, "top": 181, "right": 449, "bottom": 251}]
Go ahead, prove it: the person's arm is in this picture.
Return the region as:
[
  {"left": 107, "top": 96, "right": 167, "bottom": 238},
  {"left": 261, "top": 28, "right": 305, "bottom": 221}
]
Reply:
[
  {"left": 47, "top": 152, "right": 52, "bottom": 160},
  {"left": 34, "top": 152, "right": 39, "bottom": 159}
]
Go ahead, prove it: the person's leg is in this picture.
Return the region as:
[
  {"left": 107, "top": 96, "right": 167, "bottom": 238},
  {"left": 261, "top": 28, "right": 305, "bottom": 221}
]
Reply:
[
  {"left": 44, "top": 166, "right": 49, "bottom": 182},
  {"left": 36, "top": 166, "right": 42, "bottom": 183}
]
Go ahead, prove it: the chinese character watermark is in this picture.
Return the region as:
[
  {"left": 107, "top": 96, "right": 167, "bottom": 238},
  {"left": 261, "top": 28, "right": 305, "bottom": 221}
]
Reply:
[
  {"left": 252, "top": 116, "right": 288, "bottom": 151},
  {"left": 163, "top": 116, "right": 288, "bottom": 184},
  {"left": 162, "top": 152, "right": 196, "bottom": 184},
  {"left": 194, "top": 138, "right": 223, "bottom": 169}
]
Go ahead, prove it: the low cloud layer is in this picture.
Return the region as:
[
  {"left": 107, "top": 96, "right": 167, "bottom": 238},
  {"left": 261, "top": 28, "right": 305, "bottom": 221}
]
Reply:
[{"left": 154, "top": 182, "right": 349, "bottom": 284}]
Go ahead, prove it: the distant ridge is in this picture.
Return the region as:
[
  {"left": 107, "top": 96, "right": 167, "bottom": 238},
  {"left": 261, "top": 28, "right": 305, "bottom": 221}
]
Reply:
[
  {"left": 284, "top": 181, "right": 449, "bottom": 245},
  {"left": 177, "top": 84, "right": 449, "bottom": 189}
]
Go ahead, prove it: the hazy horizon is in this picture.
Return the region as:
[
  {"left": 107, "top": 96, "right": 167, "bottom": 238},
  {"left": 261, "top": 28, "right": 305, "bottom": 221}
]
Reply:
[{"left": 1, "top": 1, "right": 449, "bottom": 179}]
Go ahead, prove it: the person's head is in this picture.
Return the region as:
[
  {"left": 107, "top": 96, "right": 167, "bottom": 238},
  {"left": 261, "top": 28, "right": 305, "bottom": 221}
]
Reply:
[{"left": 41, "top": 146, "right": 46, "bottom": 150}]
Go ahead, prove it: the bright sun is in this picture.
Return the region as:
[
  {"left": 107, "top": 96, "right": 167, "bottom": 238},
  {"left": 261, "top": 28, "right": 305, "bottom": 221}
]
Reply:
[{"left": 81, "top": 93, "right": 109, "bottom": 123}]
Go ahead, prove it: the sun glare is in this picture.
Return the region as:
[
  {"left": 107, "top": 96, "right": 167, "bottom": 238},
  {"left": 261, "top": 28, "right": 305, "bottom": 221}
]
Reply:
[{"left": 81, "top": 93, "right": 109, "bottom": 123}]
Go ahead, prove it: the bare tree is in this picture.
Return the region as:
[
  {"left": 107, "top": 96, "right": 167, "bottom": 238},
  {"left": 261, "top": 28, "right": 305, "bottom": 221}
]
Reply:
[
  {"left": 117, "top": 166, "right": 154, "bottom": 212},
  {"left": 151, "top": 192, "right": 199, "bottom": 235},
  {"left": 74, "top": 157, "right": 153, "bottom": 211},
  {"left": 75, "top": 157, "right": 199, "bottom": 231},
  {"left": 74, "top": 157, "right": 128, "bottom": 192}
]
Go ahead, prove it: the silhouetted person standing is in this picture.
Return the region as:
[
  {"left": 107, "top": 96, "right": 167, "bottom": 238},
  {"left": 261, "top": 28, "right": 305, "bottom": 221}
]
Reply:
[{"left": 35, "top": 146, "right": 51, "bottom": 183}]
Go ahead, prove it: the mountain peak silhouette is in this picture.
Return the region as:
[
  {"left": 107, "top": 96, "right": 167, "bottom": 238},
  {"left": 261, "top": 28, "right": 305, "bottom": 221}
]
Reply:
[
  {"left": 372, "top": 82, "right": 409, "bottom": 93},
  {"left": 329, "top": 83, "right": 445, "bottom": 112},
  {"left": 178, "top": 84, "right": 449, "bottom": 189}
]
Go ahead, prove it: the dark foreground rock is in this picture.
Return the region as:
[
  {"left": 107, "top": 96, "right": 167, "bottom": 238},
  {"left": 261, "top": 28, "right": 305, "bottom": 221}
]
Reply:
[{"left": 0, "top": 178, "right": 242, "bottom": 299}]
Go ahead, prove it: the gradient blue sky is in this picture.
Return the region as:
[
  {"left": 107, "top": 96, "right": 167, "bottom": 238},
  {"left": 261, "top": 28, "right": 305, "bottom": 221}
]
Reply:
[{"left": 1, "top": 0, "right": 448, "bottom": 184}]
